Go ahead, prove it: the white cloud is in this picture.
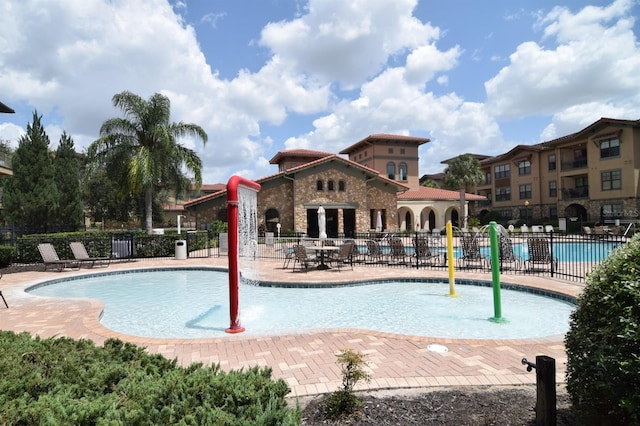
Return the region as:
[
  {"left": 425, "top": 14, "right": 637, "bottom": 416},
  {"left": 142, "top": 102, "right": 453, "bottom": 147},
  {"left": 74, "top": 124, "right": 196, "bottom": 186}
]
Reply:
[
  {"left": 485, "top": 0, "right": 640, "bottom": 120},
  {"left": 0, "top": 123, "right": 25, "bottom": 148}
]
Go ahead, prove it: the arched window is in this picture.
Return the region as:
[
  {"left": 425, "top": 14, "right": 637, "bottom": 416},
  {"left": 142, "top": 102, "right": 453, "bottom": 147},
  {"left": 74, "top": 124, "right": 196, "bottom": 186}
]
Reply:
[
  {"left": 316, "top": 180, "right": 323, "bottom": 191},
  {"left": 386, "top": 162, "right": 396, "bottom": 180},
  {"left": 399, "top": 162, "right": 408, "bottom": 181},
  {"left": 338, "top": 180, "right": 346, "bottom": 191},
  {"left": 328, "top": 180, "right": 335, "bottom": 191}
]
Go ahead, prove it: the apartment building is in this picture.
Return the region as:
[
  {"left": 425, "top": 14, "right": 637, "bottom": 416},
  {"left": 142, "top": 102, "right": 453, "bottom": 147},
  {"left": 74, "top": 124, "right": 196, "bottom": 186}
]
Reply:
[{"left": 471, "top": 117, "right": 640, "bottom": 227}]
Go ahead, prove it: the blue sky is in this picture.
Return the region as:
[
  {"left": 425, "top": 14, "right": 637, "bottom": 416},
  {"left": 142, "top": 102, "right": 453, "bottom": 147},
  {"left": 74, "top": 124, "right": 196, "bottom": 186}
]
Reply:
[{"left": 1, "top": 0, "right": 639, "bottom": 184}]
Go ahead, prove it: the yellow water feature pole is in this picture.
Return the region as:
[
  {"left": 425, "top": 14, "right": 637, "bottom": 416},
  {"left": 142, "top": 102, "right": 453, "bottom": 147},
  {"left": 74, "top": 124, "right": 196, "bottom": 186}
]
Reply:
[{"left": 446, "top": 221, "right": 457, "bottom": 297}]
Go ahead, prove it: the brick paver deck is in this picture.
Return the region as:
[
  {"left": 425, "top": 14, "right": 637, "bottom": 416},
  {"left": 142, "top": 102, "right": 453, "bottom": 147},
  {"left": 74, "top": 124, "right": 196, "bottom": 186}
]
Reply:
[{"left": 0, "top": 258, "right": 583, "bottom": 397}]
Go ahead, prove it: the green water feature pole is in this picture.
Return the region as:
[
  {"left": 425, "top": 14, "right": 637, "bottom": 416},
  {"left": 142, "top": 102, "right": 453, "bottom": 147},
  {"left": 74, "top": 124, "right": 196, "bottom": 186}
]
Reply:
[{"left": 489, "top": 221, "right": 507, "bottom": 323}]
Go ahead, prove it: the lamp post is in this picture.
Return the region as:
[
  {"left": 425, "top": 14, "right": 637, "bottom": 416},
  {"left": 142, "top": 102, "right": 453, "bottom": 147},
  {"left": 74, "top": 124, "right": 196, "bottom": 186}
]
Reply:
[{"left": 524, "top": 200, "right": 530, "bottom": 222}]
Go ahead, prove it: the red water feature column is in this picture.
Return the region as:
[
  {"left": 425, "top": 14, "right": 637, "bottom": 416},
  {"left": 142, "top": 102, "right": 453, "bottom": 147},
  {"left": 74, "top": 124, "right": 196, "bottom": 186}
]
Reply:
[{"left": 225, "top": 175, "right": 261, "bottom": 333}]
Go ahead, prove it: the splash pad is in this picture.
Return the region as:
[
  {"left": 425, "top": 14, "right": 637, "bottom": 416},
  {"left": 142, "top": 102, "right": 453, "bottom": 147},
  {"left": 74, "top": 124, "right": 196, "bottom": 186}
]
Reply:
[{"left": 225, "top": 175, "right": 261, "bottom": 333}]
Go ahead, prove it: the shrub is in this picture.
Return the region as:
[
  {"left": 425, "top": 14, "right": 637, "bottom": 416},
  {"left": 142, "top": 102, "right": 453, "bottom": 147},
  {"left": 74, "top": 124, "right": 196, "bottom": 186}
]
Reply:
[
  {"left": 323, "top": 348, "right": 370, "bottom": 420},
  {"left": 564, "top": 233, "right": 640, "bottom": 425},
  {"left": 0, "top": 245, "right": 14, "bottom": 267},
  {"left": 0, "top": 331, "right": 301, "bottom": 425}
]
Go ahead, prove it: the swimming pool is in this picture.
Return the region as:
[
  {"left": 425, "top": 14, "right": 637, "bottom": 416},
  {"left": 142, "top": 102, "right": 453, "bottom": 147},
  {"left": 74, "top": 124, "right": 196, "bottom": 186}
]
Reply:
[
  {"left": 28, "top": 268, "right": 575, "bottom": 340},
  {"left": 365, "top": 240, "right": 621, "bottom": 262}
]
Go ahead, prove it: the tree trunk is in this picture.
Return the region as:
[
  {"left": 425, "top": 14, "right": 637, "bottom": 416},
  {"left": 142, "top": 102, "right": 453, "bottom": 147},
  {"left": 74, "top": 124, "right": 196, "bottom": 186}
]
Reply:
[
  {"left": 144, "top": 186, "right": 153, "bottom": 234},
  {"left": 460, "top": 187, "right": 467, "bottom": 230}
]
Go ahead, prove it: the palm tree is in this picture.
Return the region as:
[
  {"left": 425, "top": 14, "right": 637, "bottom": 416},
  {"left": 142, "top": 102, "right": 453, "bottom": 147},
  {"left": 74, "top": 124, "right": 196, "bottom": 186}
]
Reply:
[
  {"left": 89, "top": 91, "right": 208, "bottom": 233},
  {"left": 443, "top": 154, "right": 484, "bottom": 229}
]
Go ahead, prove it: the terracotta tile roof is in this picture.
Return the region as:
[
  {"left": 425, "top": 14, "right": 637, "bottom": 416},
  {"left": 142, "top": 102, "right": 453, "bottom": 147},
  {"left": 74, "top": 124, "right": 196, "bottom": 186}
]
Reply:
[
  {"left": 339, "top": 134, "right": 430, "bottom": 155},
  {"left": 398, "top": 186, "right": 486, "bottom": 201},
  {"left": 269, "top": 148, "right": 335, "bottom": 164},
  {"left": 184, "top": 154, "right": 409, "bottom": 208}
]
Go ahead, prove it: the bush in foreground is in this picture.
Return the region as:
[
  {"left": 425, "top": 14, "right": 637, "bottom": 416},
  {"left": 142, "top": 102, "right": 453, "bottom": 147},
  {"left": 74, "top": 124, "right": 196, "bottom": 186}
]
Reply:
[
  {"left": 0, "top": 331, "right": 300, "bottom": 425},
  {"left": 564, "top": 234, "right": 640, "bottom": 425}
]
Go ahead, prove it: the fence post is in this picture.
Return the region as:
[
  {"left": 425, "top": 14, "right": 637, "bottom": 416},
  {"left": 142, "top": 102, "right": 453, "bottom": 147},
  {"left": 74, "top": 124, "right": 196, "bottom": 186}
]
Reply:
[
  {"left": 549, "top": 230, "right": 554, "bottom": 278},
  {"left": 522, "top": 355, "right": 556, "bottom": 426}
]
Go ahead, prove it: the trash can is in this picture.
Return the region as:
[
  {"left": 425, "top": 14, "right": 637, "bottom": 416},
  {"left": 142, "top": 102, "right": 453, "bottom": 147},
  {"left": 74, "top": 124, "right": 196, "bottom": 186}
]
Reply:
[{"left": 175, "top": 240, "right": 187, "bottom": 260}]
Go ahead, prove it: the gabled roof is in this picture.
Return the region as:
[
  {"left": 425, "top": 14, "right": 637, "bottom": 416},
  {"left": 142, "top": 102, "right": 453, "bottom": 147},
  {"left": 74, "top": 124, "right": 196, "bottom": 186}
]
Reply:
[
  {"left": 440, "top": 153, "right": 491, "bottom": 164},
  {"left": 479, "top": 144, "right": 546, "bottom": 166},
  {"left": 541, "top": 117, "right": 640, "bottom": 147},
  {"left": 184, "top": 154, "right": 409, "bottom": 208},
  {"left": 398, "top": 186, "right": 486, "bottom": 201},
  {"left": 268, "top": 148, "right": 334, "bottom": 164},
  {"left": 339, "top": 134, "right": 430, "bottom": 155},
  {"left": 0, "top": 101, "right": 14, "bottom": 113}
]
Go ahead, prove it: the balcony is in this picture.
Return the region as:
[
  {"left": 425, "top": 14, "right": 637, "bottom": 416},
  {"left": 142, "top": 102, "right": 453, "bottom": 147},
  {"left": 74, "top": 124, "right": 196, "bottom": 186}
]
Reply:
[
  {"left": 560, "top": 157, "right": 587, "bottom": 171},
  {"left": 561, "top": 187, "right": 589, "bottom": 199}
]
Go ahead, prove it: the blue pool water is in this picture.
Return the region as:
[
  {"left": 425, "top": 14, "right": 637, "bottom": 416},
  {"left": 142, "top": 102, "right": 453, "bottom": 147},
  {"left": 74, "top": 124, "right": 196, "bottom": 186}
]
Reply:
[
  {"left": 28, "top": 269, "right": 575, "bottom": 340},
  {"left": 364, "top": 240, "right": 621, "bottom": 262}
]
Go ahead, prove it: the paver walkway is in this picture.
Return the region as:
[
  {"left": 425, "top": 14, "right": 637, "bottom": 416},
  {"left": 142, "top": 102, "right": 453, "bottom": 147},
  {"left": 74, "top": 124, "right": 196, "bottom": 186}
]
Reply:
[{"left": 0, "top": 257, "right": 583, "bottom": 397}]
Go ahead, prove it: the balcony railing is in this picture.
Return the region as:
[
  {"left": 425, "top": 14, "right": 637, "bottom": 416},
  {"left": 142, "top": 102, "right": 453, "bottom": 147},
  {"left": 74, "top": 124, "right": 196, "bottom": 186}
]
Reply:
[
  {"left": 561, "top": 187, "right": 589, "bottom": 199},
  {"left": 560, "top": 157, "right": 587, "bottom": 171}
]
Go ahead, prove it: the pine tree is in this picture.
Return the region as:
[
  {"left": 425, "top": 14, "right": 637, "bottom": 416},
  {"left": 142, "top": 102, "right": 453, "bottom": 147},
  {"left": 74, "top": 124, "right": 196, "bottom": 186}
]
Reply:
[
  {"left": 54, "top": 132, "right": 84, "bottom": 229},
  {"left": 2, "top": 111, "right": 59, "bottom": 231}
]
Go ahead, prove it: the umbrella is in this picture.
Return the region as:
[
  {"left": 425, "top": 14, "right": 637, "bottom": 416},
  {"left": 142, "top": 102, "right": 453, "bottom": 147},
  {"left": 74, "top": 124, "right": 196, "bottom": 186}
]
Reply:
[
  {"left": 318, "top": 206, "right": 327, "bottom": 239},
  {"left": 376, "top": 210, "right": 383, "bottom": 232}
]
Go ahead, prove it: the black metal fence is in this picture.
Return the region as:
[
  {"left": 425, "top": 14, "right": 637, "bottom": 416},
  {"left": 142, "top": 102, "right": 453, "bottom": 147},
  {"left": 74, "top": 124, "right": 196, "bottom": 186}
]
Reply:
[{"left": 234, "top": 230, "right": 630, "bottom": 283}]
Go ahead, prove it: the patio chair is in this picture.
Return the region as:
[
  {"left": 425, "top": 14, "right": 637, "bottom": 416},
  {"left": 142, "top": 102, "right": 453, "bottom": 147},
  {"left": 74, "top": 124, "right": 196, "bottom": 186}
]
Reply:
[
  {"left": 281, "top": 242, "right": 296, "bottom": 269},
  {"left": 526, "top": 237, "right": 558, "bottom": 271},
  {"left": 412, "top": 236, "right": 441, "bottom": 266},
  {"left": 364, "top": 239, "right": 385, "bottom": 264},
  {"left": 457, "top": 234, "right": 488, "bottom": 269},
  {"left": 494, "top": 235, "right": 523, "bottom": 271},
  {"left": 388, "top": 237, "right": 407, "bottom": 264},
  {"left": 291, "top": 244, "right": 318, "bottom": 272},
  {"left": 329, "top": 241, "right": 355, "bottom": 271},
  {"left": 37, "top": 243, "right": 81, "bottom": 272},
  {"left": 69, "top": 242, "right": 111, "bottom": 268}
]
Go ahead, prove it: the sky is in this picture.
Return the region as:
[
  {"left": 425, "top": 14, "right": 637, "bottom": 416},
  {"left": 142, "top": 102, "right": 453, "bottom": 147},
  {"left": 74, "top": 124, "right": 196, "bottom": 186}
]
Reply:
[{"left": 1, "top": 0, "right": 640, "bottom": 185}]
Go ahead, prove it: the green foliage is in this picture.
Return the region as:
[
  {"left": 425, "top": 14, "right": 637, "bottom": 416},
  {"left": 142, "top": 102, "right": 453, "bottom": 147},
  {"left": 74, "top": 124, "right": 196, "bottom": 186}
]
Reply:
[
  {"left": 88, "top": 91, "right": 208, "bottom": 234},
  {"left": 442, "top": 154, "right": 484, "bottom": 228},
  {"left": 2, "top": 111, "right": 59, "bottom": 229},
  {"left": 480, "top": 210, "right": 501, "bottom": 225},
  {"left": 0, "top": 331, "right": 301, "bottom": 425},
  {"left": 323, "top": 349, "right": 370, "bottom": 420},
  {"left": 53, "top": 132, "right": 84, "bottom": 228},
  {"left": 0, "top": 245, "right": 14, "bottom": 267},
  {"left": 565, "top": 234, "right": 640, "bottom": 425}
]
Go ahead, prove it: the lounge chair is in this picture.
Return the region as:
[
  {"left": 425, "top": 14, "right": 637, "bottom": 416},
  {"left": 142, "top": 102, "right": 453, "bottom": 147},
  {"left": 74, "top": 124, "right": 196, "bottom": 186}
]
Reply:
[
  {"left": 495, "top": 235, "right": 523, "bottom": 271},
  {"left": 37, "top": 243, "right": 81, "bottom": 272},
  {"left": 70, "top": 241, "right": 111, "bottom": 268},
  {"left": 388, "top": 237, "right": 407, "bottom": 264},
  {"left": 457, "top": 234, "right": 488, "bottom": 269},
  {"left": 0, "top": 275, "right": 7, "bottom": 308},
  {"left": 364, "top": 239, "right": 385, "bottom": 264},
  {"left": 412, "top": 236, "right": 441, "bottom": 266},
  {"left": 526, "top": 237, "right": 558, "bottom": 271}
]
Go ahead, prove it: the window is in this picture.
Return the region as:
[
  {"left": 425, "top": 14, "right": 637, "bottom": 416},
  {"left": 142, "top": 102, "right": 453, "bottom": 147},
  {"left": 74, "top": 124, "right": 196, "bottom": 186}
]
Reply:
[
  {"left": 316, "top": 180, "right": 323, "bottom": 191},
  {"left": 549, "top": 180, "right": 557, "bottom": 197},
  {"left": 519, "top": 184, "right": 532, "bottom": 199},
  {"left": 400, "top": 148, "right": 405, "bottom": 154},
  {"left": 600, "top": 137, "right": 620, "bottom": 159},
  {"left": 518, "top": 160, "right": 531, "bottom": 176},
  {"left": 485, "top": 172, "right": 491, "bottom": 185},
  {"left": 495, "top": 186, "right": 511, "bottom": 201},
  {"left": 549, "top": 207, "right": 557, "bottom": 219},
  {"left": 327, "top": 180, "right": 335, "bottom": 191},
  {"left": 519, "top": 208, "right": 531, "bottom": 220},
  {"left": 388, "top": 148, "right": 394, "bottom": 154},
  {"left": 398, "top": 162, "right": 408, "bottom": 181},
  {"left": 338, "top": 180, "right": 346, "bottom": 191},
  {"left": 494, "top": 164, "right": 510, "bottom": 179},
  {"left": 602, "top": 203, "right": 623, "bottom": 219},
  {"left": 601, "top": 169, "right": 622, "bottom": 191},
  {"left": 499, "top": 209, "right": 513, "bottom": 220},
  {"left": 548, "top": 154, "right": 556, "bottom": 171},
  {"left": 386, "top": 162, "right": 396, "bottom": 180}
]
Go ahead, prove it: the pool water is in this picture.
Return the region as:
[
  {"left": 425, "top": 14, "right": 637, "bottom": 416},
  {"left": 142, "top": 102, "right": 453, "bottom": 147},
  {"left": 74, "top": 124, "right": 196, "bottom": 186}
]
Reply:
[{"left": 28, "top": 269, "right": 574, "bottom": 340}]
